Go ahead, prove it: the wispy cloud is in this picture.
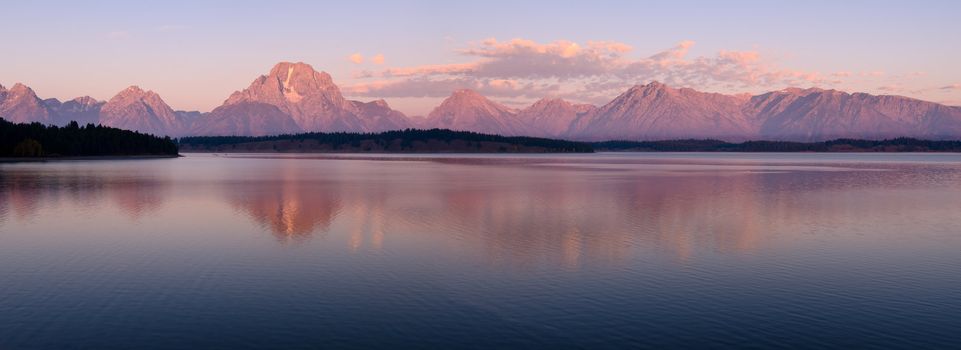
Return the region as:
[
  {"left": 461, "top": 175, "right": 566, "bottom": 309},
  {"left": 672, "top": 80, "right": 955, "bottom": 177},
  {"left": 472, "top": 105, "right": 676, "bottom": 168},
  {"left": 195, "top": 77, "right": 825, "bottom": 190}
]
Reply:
[
  {"left": 371, "top": 54, "right": 385, "bottom": 65},
  {"left": 877, "top": 84, "right": 904, "bottom": 92},
  {"left": 346, "top": 38, "right": 838, "bottom": 102},
  {"left": 344, "top": 77, "right": 559, "bottom": 99},
  {"left": 344, "top": 37, "right": 961, "bottom": 107}
]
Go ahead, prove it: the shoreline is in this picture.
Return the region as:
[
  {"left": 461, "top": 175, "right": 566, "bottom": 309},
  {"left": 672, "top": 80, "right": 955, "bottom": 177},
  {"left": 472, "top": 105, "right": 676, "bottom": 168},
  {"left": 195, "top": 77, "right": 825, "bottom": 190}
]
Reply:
[
  {"left": 0, "top": 155, "right": 181, "bottom": 163},
  {"left": 178, "top": 149, "right": 961, "bottom": 154}
]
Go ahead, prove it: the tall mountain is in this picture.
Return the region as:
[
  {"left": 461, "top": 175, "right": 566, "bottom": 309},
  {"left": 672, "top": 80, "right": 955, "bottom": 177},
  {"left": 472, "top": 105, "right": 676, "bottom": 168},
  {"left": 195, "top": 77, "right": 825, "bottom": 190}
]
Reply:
[
  {"left": 0, "top": 84, "right": 105, "bottom": 127},
  {"left": 0, "top": 83, "right": 54, "bottom": 124},
  {"left": 423, "top": 89, "right": 528, "bottom": 136},
  {"left": 561, "top": 83, "right": 961, "bottom": 141},
  {"left": 194, "top": 62, "right": 411, "bottom": 135},
  {"left": 222, "top": 61, "right": 356, "bottom": 131},
  {"left": 176, "top": 110, "right": 203, "bottom": 123},
  {"left": 191, "top": 102, "right": 302, "bottom": 137},
  {"left": 747, "top": 88, "right": 961, "bottom": 140},
  {"left": 568, "top": 82, "right": 755, "bottom": 141},
  {"left": 516, "top": 98, "right": 596, "bottom": 138},
  {"left": 100, "top": 86, "right": 185, "bottom": 136},
  {"left": 350, "top": 99, "right": 414, "bottom": 132},
  {"left": 6, "top": 64, "right": 961, "bottom": 141},
  {"left": 51, "top": 96, "right": 104, "bottom": 125}
]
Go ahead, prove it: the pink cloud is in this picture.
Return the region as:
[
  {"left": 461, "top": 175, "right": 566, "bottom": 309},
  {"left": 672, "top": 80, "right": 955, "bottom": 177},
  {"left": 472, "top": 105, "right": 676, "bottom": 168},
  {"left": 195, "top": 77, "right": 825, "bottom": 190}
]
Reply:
[
  {"left": 371, "top": 54, "right": 385, "bottom": 65},
  {"left": 623, "top": 45, "right": 828, "bottom": 89},
  {"left": 348, "top": 53, "right": 364, "bottom": 64},
  {"left": 381, "top": 38, "right": 633, "bottom": 81},
  {"left": 384, "top": 62, "right": 477, "bottom": 77},
  {"left": 940, "top": 84, "right": 961, "bottom": 91},
  {"left": 461, "top": 38, "right": 629, "bottom": 79},
  {"left": 344, "top": 77, "right": 558, "bottom": 99},
  {"left": 649, "top": 40, "right": 695, "bottom": 62},
  {"left": 346, "top": 38, "right": 845, "bottom": 102}
]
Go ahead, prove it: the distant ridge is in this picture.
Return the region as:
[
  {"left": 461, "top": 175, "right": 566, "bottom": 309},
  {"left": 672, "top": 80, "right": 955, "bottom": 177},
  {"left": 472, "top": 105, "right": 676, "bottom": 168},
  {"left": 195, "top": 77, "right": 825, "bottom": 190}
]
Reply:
[{"left": 4, "top": 62, "right": 961, "bottom": 141}]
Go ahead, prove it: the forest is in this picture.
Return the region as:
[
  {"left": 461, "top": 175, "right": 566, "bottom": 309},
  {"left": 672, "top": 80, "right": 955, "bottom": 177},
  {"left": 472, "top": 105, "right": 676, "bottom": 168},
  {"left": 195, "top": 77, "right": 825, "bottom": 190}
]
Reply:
[
  {"left": 181, "top": 129, "right": 961, "bottom": 153},
  {"left": 6, "top": 118, "right": 961, "bottom": 157},
  {"left": 0, "top": 119, "right": 179, "bottom": 157},
  {"left": 178, "top": 128, "right": 595, "bottom": 153},
  {"left": 592, "top": 138, "right": 961, "bottom": 152}
]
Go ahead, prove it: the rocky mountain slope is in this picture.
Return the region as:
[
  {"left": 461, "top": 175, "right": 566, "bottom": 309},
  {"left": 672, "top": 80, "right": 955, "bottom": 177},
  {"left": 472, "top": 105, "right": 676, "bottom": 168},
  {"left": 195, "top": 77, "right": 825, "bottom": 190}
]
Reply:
[
  {"left": 422, "top": 89, "right": 528, "bottom": 136},
  {"left": 4, "top": 62, "right": 961, "bottom": 141}
]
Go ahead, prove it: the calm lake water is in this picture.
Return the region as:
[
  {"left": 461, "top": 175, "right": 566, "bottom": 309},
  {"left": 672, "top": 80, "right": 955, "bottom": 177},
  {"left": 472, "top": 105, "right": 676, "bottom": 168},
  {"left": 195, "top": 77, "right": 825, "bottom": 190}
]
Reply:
[{"left": 2, "top": 153, "right": 961, "bottom": 349}]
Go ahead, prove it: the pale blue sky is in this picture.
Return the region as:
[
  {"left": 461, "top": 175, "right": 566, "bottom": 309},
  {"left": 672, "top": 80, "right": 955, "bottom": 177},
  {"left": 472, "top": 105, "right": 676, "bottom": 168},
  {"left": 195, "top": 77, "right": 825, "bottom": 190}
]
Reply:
[{"left": 2, "top": 0, "right": 959, "bottom": 115}]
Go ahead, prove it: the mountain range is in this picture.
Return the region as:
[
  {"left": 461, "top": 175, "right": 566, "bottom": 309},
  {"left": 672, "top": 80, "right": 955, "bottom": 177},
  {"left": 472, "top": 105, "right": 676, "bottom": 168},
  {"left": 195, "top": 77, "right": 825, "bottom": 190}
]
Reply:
[{"left": 3, "top": 61, "right": 961, "bottom": 141}]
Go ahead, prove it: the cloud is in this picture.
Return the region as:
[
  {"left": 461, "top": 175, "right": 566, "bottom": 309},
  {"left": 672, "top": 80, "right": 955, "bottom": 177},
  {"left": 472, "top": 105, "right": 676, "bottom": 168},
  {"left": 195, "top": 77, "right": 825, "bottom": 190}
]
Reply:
[
  {"left": 456, "top": 38, "right": 631, "bottom": 79},
  {"left": 344, "top": 77, "right": 559, "bottom": 99},
  {"left": 384, "top": 62, "right": 477, "bottom": 77},
  {"left": 348, "top": 53, "right": 364, "bottom": 64},
  {"left": 346, "top": 37, "right": 849, "bottom": 102},
  {"left": 877, "top": 84, "right": 904, "bottom": 92},
  {"left": 371, "top": 54, "right": 385, "bottom": 65},
  {"left": 106, "top": 31, "right": 131, "bottom": 40},
  {"left": 940, "top": 84, "right": 961, "bottom": 91},
  {"left": 352, "top": 70, "right": 375, "bottom": 79},
  {"left": 648, "top": 40, "right": 694, "bottom": 61},
  {"left": 378, "top": 38, "right": 632, "bottom": 81},
  {"left": 621, "top": 46, "right": 828, "bottom": 89}
]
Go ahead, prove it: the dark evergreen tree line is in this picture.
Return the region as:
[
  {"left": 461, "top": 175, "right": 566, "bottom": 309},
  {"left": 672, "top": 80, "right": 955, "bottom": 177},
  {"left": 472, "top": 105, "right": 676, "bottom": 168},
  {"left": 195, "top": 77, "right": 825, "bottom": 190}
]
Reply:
[
  {"left": 593, "top": 138, "right": 961, "bottom": 152},
  {"left": 0, "top": 119, "right": 179, "bottom": 157},
  {"left": 179, "top": 128, "right": 594, "bottom": 153}
]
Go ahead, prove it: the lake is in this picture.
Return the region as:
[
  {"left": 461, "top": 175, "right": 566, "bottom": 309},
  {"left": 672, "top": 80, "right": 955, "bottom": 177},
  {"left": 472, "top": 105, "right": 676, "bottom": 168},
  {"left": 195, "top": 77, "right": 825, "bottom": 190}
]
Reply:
[{"left": 2, "top": 153, "right": 961, "bottom": 349}]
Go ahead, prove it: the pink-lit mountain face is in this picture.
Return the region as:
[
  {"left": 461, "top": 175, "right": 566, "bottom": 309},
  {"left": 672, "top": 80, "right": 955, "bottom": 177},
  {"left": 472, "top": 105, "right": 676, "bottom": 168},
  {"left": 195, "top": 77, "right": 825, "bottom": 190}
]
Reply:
[
  {"left": 191, "top": 102, "right": 302, "bottom": 137},
  {"left": 0, "top": 83, "right": 55, "bottom": 125},
  {"left": 0, "top": 62, "right": 415, "bottom": 137},
  {"left": 52, "top": 96, "right": 104, "bottom": 125},
  {"left": 219, "top": 62, "right": 362, "bottom": 132},
  {"left": 423, "top": 89, "right": 528, "bottom": 136},
  {"left": 568, "top": 82, "right": 756, "bottom": 141},
  {"left": 99, "top": 86, "right": 187, "bottom": 136},
  {"left": 746, "top": 88, "right": 961, "bottom": 140},
  {"left": 420, "top": 82, "right": 961, "bottom": 141},
  {"left": 517, "top": 98, "right": 597, "bottom": 138},
  {"left": 4, "top": 63, "right": 961, "bottom": 141},
  {"left": 201, "top": 62, "right": 412, "bottom": 135}
]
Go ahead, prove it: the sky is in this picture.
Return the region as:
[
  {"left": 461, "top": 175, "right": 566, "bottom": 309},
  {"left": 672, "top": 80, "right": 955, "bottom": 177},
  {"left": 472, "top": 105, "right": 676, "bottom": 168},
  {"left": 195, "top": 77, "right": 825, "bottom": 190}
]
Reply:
[{"left": 2, "top": 0, "right": 959, "bottom": 115}]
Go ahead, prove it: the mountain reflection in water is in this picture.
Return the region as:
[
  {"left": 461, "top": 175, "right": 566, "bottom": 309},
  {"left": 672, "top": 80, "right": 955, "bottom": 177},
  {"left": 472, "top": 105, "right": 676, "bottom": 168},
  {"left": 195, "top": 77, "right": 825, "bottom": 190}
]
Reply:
[{"left": 3, "top": 154, "right": 958, "bottom": 267}]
